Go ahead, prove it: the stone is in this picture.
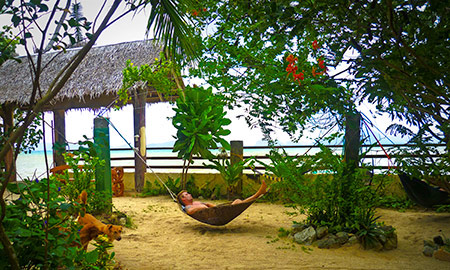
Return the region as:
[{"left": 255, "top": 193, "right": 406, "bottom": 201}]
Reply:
[
  {"left": 317, "top": 235, "right": 340, "bottom": 249},
  {"left": 335, "top": 232, "right": 349, "bottom": 245},
  {"left": 347, "top": 235, "right": 359, "bottom": 245},
  {"left": 316, "top": 226, "right": 328, "bottom": 239},
  {"left": 423, "top": 240, "right": 439, "bottom": 249},
  {"left": 294, "top": 226, "right": 317, "bottom": 245},
  {"left": 377, "top": 234, "right": 387, "bottom": 245},
  {"left": 423, "top": 246, "right": 436, "bottom": 257},
  {"left": 383, "top": 232, "right": 398, "bottom": 250},
  {"left": 291, "top": 223, "right": 308, "bottom": 234}
]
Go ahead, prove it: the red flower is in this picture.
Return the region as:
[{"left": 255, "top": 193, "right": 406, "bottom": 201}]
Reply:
[
  {"left": 312, "top": 40, "right": 319, "bottom": 50},
  {"left": 286, "top": 54, "right": 297, "bottom": 64},
  {"left": 203, "top": 8, "right": 207, "bottom": 12},
  {"left": 312, "top": 66, "right": 317, "bottom": 77},
  {"left": 293, "top": 72, "right": 304, "bottom": 81},
  {"left": 318, "top": 58, "right": 325, "bottom": 69},
  {"left": 286, "top": 63, "right": 298, "bottom": 75},
  {"left": 192, "top": 10, "right": 199, "bottom": 16},
  {"left": 312, "top": 66, "right": 326, "bottom": 77}
]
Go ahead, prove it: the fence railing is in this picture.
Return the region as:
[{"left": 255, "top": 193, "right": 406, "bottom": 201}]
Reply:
[{"left": 109, "top": 143, "right": 447, "bottom": 173}]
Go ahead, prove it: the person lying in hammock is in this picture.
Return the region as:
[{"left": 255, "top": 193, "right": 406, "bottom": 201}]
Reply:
[{"left": 177, "top": 180, "right": 267, "bottom": 215}]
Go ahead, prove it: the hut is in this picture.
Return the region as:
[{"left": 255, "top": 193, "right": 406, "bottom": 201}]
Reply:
[{"left": 0, "top": 40, "right": 181, "bottom": 191}]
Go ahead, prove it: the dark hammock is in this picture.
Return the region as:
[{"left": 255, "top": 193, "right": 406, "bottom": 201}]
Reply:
[
  {"left": 180, "top": 200, "right": 256, "bottom": 226},
  {"left": 398, "top": 173, "right": 449, "bottom": 208}
]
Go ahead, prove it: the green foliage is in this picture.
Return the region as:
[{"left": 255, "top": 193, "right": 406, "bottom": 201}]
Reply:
[
  {"left": 0, "top": 26, "right": 19, "bottom": 66},
  {"left": 1, "top": 178, "right": 116, "bottom": 269},
  {"left": 261, "top": 144, "right": 380, "bottom": 235},
  {"left": 353, "top": 208, "right": 384, "bottom": 250},
  {"left": 190, "top": 0, "right": 449, "bottom": 147},
  {"left": 189, "top": 0, "right": 353, "bottom": 141},
  {"left": 2, "top": 178, "right": 79, "bottom": 269},
  {"left": 204, "top": 148, "right": 252, "bottom": 197},
  {"left": 57, "top": 139, "right": 113, "bottom": 215},
  {"left": 118, "top": 52, "right": 177, "bottom": 107},
  {"left": 172, "top": 85, "right": 231, "bottom": 187}
]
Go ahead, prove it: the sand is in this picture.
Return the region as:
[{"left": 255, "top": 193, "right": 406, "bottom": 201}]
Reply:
[{"left": 110, "top": 195, "right": 450, "bottom": 270}]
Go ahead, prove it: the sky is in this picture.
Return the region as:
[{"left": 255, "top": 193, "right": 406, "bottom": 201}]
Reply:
[{"left": 2, "top": 1, "right": 408, "bottom": 152}]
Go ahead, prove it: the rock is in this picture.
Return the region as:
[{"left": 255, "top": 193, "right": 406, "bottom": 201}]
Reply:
[
  {"left": 347, "top": 235, "right": 359, "bottom": 245},
  {"left": 317, "top": 235, "right": 340, "bottom": 249},
  {"left": 294, "top": 226, "right": 317, "bottom": 245},
  {"left": 362, "top": 237, "right": 383, "bottom": 251},
  {"left": 316, "top": 226, "right": 328, "bottom": 239},
  {"left": 335, "top": 232, "right": 349, "bottom": 245},
  {"left": 291, "top": 223, "right": 308, "bottom": 234},
  {"left": 119, "top": 217, "right": 127, "bottom": 226},
  {"left": 383, "top": 232, "right": 398, "bottom": 250},
  {"left": 377, "top": 233, "right": 387, "bottom": 245},
  {"left": 423, "top": 240, "right": 439, "bottom": 249},
  {"left": 423, "top": 245, "right": 436, "bottom": 257},
  {"left": 433, "top": 248, "right": 450, "bottom": 262}
]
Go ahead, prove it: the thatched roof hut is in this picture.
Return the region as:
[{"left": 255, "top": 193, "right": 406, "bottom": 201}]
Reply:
[
  {"left": 0, "top": 39, "right": 177, "bottom": 111},
  {"left": 0, "top": 40, "right": 181, "bottom": 189}
]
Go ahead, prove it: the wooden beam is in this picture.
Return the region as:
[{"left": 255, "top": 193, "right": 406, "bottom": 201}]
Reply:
[
  {"left": 2, "top": 104, "right": 16, "bottom": 182},
  {"left": 231, "top": 140, "right": 244, "bottom": 195},
  {"left": 52, "top": 109, "right": 66, "bottom": 166},
  {"left": 133, "top": 87, "right": 147, "bottom": 192}
]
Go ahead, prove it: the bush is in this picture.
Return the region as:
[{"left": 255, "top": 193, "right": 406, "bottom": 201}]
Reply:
[
  {"left": 262, "top": 145, "right": 381, "bottom": 234},
  {"left": 1, "top": 178, "right": 116, "bottom": 269}
]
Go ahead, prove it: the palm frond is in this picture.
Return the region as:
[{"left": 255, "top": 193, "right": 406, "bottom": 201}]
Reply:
[{"left": 146, "top": 0, "right": 198, "bottom": 61}]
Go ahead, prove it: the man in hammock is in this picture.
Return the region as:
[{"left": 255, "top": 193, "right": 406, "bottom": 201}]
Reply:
[{"left": 177, "top": 180, "right": 267, "bottom": 215}]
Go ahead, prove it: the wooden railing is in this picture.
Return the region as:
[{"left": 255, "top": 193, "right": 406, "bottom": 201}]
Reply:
[{"left": 109, "top": 143, "right": 447, "bottom": 173}]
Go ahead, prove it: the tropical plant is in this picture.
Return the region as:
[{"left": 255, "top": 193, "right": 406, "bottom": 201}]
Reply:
[
  {"left": 172, "top": 86, "right": 231, "bottom": 188},
  {"left": 204, "top": 148, "right": 253, "bottom": 199}
]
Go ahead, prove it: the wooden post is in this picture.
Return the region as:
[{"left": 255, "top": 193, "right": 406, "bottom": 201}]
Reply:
[
  {"left": 52, "top": 109, "right": 66, "bottom": 166},
  {"left": 344, "top": 111, "right": 361, "bottom": 170},
  {"left": 2, "top": 104, "right": 16, "bottom": 182},
  {"left": 230, "top": 140, "right": 243, "bottom": 195},
  {"left": 133, "top": 88, "right": 147, "bottom": 192},
  {"left": 94, "top": 117, "right": 112, "bottom": 201}
]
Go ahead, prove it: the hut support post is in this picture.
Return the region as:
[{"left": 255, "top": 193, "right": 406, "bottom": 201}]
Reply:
[
  {"left": 230, "top": 140, "right": 244, "bottom": 196},
  {"left": 52, "top": 109, "right": 66, "bottom": 166},
  {"left": 94, "top": 117, "right": 112, "bottom": 206},
  {"left": 2, "top": 104, "right": 16, "bottom": 182},
  {"left": 344, "top": 111, "right": 361, "bottom": 171},
  {"left": 133, "top": 88, "right": 147, "bottom": 192}
]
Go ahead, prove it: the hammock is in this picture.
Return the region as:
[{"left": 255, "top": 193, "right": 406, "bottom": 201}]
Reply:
[
  {"left": 180, "top": 200, "right": 256, "bottom": 226},
  {"left": 100, "top": 116, "right": 267, "bottom": 226},
  {"left": 398, "top": 173, "right": 449, "bottom": 208}
]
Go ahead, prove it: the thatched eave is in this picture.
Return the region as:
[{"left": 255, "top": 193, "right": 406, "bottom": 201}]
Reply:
[{"left": 0, "top": 40, "right": 179, "bottom": 111}]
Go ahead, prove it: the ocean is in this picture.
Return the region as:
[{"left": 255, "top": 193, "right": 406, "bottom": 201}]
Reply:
[{"left": 15, "top": 148, "right": 277, "bottom": 179}]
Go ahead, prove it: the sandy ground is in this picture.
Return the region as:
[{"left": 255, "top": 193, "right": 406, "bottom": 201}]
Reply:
[{"left": 109, "top": 195, "right": 450, "bottom": 270}]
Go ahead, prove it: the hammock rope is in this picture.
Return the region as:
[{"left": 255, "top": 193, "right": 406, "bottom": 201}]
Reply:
[{"left": 101, "top": 116, "right": 178, "bottom": 202}]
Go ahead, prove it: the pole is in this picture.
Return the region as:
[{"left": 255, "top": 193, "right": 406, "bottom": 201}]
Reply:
[{"left": 94, "top": 117, "right": 112, "bottom": 200}]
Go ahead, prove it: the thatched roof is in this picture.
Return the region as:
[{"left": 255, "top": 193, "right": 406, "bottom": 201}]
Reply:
[{"left": 0, "top": 40, "right": 177, "bottom": 111}]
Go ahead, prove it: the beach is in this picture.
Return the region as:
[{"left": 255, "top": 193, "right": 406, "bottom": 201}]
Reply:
[{"left": 110, "top": 195, "right": 450, "bottom": 270}]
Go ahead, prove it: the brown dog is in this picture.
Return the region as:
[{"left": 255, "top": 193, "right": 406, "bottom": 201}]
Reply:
[{"left": 77, "top": 190, "right": 123, "bottom": 249}]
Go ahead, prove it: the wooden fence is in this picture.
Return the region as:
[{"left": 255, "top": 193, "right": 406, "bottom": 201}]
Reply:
[{"left": 109, "top": 143, "right": 447, "bottom": 173}]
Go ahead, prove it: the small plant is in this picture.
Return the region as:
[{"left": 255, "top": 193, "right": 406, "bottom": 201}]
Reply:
[{"left": 204, "top": 148, "right": 253, "bottom": 199}]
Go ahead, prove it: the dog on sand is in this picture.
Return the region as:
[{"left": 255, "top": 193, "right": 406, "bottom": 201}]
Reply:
[{"left": 77, "top": 190, "right": 123, "bottom": 249}]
